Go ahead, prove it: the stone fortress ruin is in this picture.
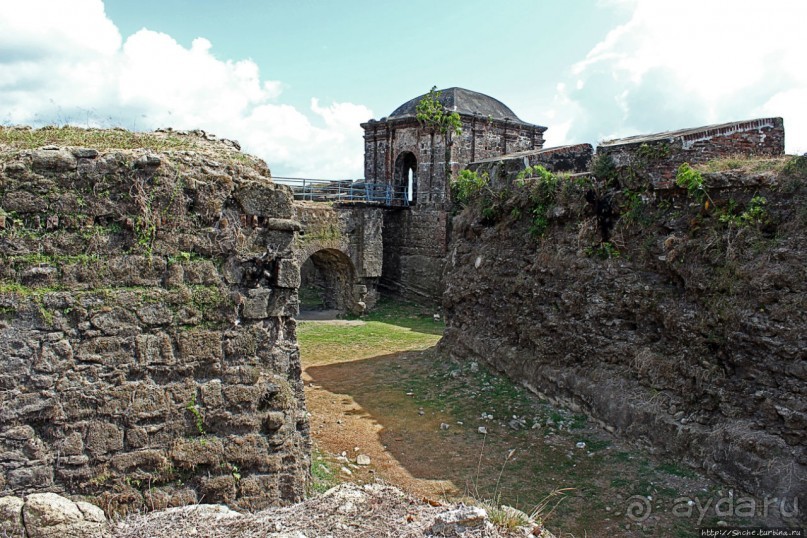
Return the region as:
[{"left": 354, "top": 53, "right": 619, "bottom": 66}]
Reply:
[{"left": 0, "top": 86, "right": 803, "bottom": 528}]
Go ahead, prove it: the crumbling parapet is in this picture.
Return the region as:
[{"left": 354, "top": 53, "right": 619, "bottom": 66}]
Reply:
[
  {"left": 467, "top": 143, "right": 594, "bottom": 185},
  {"left": 597, "top": 117, "right": 785, "bottom": 189}
]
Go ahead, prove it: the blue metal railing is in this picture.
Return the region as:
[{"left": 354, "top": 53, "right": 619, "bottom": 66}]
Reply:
[{"left": 273, "top": 177, "right": 412, "bottom": 206}]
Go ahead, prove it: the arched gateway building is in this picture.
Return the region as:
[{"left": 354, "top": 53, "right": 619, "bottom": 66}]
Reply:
[
  {"left": 361, "top": 88, "right": 547, "bottom": 299},
  {"left": 361, "top": 87, "right": 547, "bottom": 206}
]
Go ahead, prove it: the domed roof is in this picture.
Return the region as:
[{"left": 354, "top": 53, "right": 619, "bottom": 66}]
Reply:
[{"left": 388, "top": 87, "right": 534, "bottom": 125}]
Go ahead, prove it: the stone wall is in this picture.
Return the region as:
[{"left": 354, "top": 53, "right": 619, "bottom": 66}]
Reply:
[
  {"left": 440, "top": 155, "right": 806, "bottom": 512},
  {"left": 0, "top": 128, "right": 309, "bottom": 513},
  {"left": 598, "top": 118, "right": 785, "bottom": 189},
  {"left": 380, "top": 206, "right": 449, "bottom": 302},
  {"left": 467, "top": 144, "right": 594, "bottom": 186}
]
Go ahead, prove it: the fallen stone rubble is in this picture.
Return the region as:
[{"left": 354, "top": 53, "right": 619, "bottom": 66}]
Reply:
[{"left": 1, "top": 483, "right": 556, "bottom": 538}]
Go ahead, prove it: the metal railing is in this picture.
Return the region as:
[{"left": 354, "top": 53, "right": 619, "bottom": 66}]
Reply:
[{"left": 273, "top": 177, "right": 413, "bottom": 206}]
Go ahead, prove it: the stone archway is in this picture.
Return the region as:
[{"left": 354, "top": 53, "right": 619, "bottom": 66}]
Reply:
[
  {"left": 393, "top": 151, "right": 417, "bottom": 205},
  {"left": 299, "top": 247, "right": 362, "bottom": 315}
]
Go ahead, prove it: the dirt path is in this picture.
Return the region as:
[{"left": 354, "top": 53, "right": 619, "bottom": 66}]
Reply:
[{"left": 304, "top": 352, "right": 458, "bottom": 499}]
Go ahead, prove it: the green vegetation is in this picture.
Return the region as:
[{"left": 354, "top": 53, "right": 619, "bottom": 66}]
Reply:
[
  {"left": 452, "top": 169, "right": 489, "bottom": 207},
  {"left": 190, "top": 285, "right": 227, "bottom": 313},
  {"left": 299, "top": 224, "right": 342, "bottom": 244},
  {"left": 636, "top": 142, "right": 671, "bottom": 162},
  {"left": 718, "top": 195, "right": 769, "bottom": 227},
  {"left": 517, "top": 165, "right": 560, "bottom": 238},
  {"left": 415, "top": 86, "right": 462, "bottom": 138},
  {"left": 309, "top": 444, "right": 340, "bottom": 494},
  {"left": 584, "top": 241, "right": 621, "bottom": 260},
  {"left": 299, "top": 298, "right": 764, "bottom": 535},
  {"left": 697, "top": 154, "right": 791, "bottom": 174},
  {"left": 619, "top": 188, "right": 647, "bottom": 226},
  {"left": 454, "top": 165, "right": 593, "bottom": 241},
  {"left": 782, "top": 154, "right": 807, "bottom": 177},
  {"left": 591, "top": 153, "right": 618, "bottom": 184},
  {"left": 675, "top": 163, "right": 708, "bottom": 204},
  {"left": 2, "top": 252, "right": 101, "bottom": 268},
  {"left": 185, "top": 393, "right": 206, "bottom": 437},
  {"left": 0, "top": 125, "right": 246, "bottom": 158}
]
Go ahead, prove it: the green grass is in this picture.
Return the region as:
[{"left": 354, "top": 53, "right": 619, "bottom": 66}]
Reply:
[
  {"left": 297, "top": 319, "right": 440, "bottom": 367},
  {"left": 658, "top": 462, "right": 697, "bottom": 478},
  {"left": 696, "top": 155, "right": 790, "bottom": 174},
  {"left": 1, "top": 125, "right": 195, "bottom": 151},
  {"left": 309, "top": 444, "right": 341, "bottom": 495},
  {"left": 350, "top": 297, "right": 444, "bottom": 335}
]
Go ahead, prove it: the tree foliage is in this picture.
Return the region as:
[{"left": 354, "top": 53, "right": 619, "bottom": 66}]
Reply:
[{"left": 415, "top": 86, "right": 462, "bottom": 136}]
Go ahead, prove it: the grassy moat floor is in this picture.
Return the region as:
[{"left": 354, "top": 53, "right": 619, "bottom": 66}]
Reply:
[{"left": 297, "top": 299, "right": 776, "bottom": 537}]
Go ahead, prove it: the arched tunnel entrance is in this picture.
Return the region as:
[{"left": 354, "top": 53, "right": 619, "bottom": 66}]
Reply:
[{"left": 299, "top": 248, "right": 361, "bottom": 316}]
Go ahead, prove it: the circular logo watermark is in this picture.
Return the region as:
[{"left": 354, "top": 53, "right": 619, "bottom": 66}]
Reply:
[{"left": 626, "top": 495, "right": 652, "bottom": 522}]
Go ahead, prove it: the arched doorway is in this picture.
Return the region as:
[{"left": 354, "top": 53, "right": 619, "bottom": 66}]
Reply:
[
  {"left": 393, "top": 151, "right": 417, "bottom": 205},
  {"left": 298, "top": 248, "right": 356, "bottom": 316}
]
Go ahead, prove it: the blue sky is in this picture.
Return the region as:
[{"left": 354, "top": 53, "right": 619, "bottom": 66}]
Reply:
[{"left": 2, "top": 1, "right": 805, "bottom": 177}]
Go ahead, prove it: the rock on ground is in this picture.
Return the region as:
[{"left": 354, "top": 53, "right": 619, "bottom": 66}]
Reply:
[
  {"left": 0, "top": 492, "right": 108, "bottom": 538},
  {"left": 112, "top": 483, "right": 555, "bottom": 538},
  {"left": 0, "top": 483, "right": 556, "bottom": 538}
]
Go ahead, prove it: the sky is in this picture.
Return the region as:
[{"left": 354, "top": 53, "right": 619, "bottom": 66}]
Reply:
[{"left": 1, "top": 0, "right": 805, "bottom": 178}]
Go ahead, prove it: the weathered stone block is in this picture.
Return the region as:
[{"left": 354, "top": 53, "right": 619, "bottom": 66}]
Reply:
[
  {"left": 110, "top": 448, "right": 167, "bottom": 472},
  {"left": 223, "top": 433, "right": 270, "bottom": 467},
  {"left": 135, "top": 333, "right": 175, "bottom": 366},
  {"left": 223, "top": 384, "right": 263, "bottom": 409},
  {"left": 136, "top": 304, "right": 174, "bottom": 326},
  {"left": 266, "top": 289, "right": 299, "bottom": 317},
  {"left": 200, "top": 475, "right": 236, "bottom": 504},
  {"left": 0, "top": 132, "right": 308, "bottom": 511},
  {"left": 234, "top": 184, "right": 293, "bottom": 218},
  {"left": 125, "top": 427, "right": 148, "bottom": 449},
  {"left": 85, "top": 421, "right": 124, "bottom": 456},
  {"left": 7, "top": 465, "right": 53, "bottom": 489},
  {"left": 170, "top": 438, "right": 224, "bottom": 470},
  {"left": 275, "top": 258, "right": 301, "bottom": 289},
  {"left": 22, "top": 492, "right": 106, "bottom": 538},
  {"left": 177, "top": 330, "right": 222, "bottom": 363},
  {"left": 242, "top": 288, "right": 271, "bottom": 319},
  {"left": 32, "top": 148, "right": 78, "bottom": 173},
  {"left": 200, "top": 379, "right": 224, "bottom": 409},
  {"left": 0, "top": 495, "right": 24, "bottom": 536},
  {"left": 56, "top": 432, "right": 84, "bottom": 456}
]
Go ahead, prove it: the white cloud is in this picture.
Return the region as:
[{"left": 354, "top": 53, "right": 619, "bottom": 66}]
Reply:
[
  {"left": 546, "top": 0, "right": 807, "bottom": 154},
  {"left": 0, "top": 0, "right": 372, "bottom": 177}
]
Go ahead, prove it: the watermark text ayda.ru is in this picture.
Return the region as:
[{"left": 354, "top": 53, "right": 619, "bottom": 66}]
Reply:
[{"left": 626, "top": 493, "right": 800, "bottom": 524}]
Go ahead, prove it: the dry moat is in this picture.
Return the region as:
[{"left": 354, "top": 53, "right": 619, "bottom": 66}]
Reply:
[{"left": 298, "top": 300, "right": 792, "bottom": 537}]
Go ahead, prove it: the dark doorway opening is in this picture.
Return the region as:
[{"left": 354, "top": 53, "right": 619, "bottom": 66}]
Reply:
[
  {"left": 298, "top": 248, "right": 356, "bottom": 317},
  {"left": 393, "top": 151, "right": 417, "bottom": 205}
]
